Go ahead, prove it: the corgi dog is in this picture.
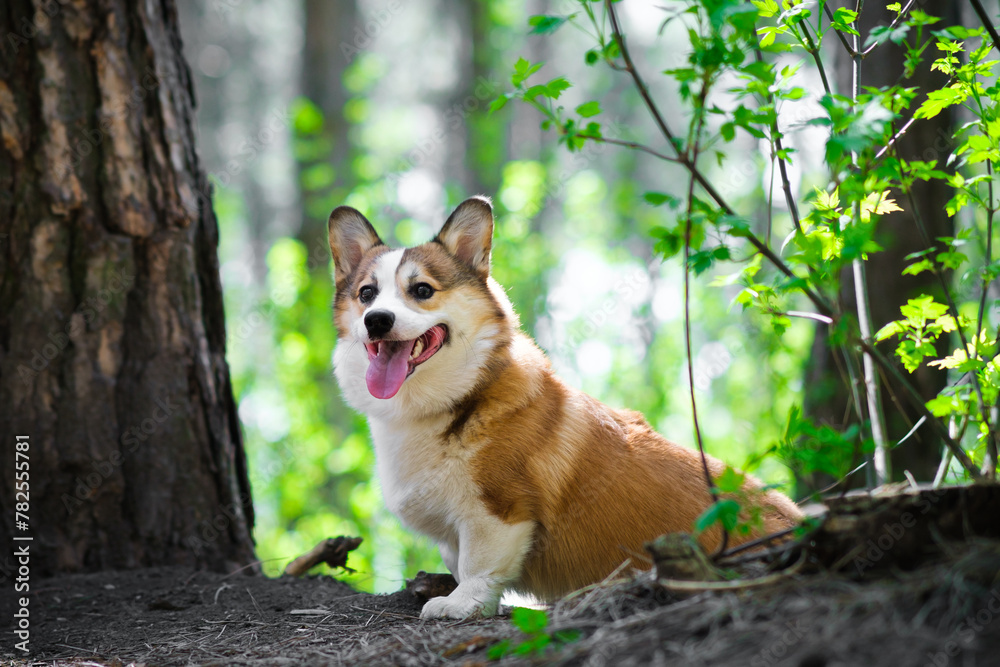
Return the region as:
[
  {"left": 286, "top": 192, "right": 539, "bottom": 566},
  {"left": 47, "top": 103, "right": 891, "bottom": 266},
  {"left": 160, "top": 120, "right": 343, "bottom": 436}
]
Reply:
[{"left": 327, "top": 196, "right": 803, "bottom": 619}]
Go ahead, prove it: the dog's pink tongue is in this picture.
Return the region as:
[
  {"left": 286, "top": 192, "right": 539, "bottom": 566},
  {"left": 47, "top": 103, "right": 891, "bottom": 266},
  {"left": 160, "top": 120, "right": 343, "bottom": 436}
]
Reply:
[{"left": 366, "top": 340, "right": 415, "bottom": 399}]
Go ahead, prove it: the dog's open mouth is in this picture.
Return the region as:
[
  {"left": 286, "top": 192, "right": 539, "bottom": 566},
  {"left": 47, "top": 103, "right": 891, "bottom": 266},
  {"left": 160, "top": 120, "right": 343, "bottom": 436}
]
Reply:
[{"left": 364, "top": 324, "right": 449, "bottom": 399}]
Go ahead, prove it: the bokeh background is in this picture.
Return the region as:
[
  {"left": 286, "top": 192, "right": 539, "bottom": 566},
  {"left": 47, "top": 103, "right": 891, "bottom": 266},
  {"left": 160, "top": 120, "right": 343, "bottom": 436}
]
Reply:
[{"left": 176, "top": 0, "right": 812, "bottom": 593}]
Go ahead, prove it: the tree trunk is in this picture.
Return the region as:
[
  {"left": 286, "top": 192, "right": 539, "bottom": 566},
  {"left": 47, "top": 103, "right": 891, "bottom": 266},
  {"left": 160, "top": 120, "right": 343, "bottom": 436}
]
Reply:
[
  {"left": 801, "top": 1, "right": 960, "bottom": 492},
  {"left": 0, "top": 0, "right": 256, "bottom": 576},
  {"left": 299, "top": 0, "right": 356, "bottom": 252}
]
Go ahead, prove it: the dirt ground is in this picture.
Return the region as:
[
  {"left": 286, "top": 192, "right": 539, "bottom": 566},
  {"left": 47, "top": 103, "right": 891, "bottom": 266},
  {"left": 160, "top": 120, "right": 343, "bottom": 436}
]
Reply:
[{"left": 4, "top": 485, "right": 1000, "bottom": 666}]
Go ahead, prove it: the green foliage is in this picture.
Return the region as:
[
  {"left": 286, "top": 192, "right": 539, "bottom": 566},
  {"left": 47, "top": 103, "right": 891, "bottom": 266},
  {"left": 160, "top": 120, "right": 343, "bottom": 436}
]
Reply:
[
  {"left": 694, "top": 465, "right": 769, "bottom": 538},
  {"left": 488, "top": 608, "right": 581, "bottom": 660},
  {"left": 774, "top": 406, "right": 862, "bottom": 480},
  {"left": 498, "top": 0, "right": 1000, "bottom": 484},
  {"left": 876, "top": 296, "right": 959, "bottom": 372},
  {"left": 695, "top": 498, "right": 742, "bottom": 534}
]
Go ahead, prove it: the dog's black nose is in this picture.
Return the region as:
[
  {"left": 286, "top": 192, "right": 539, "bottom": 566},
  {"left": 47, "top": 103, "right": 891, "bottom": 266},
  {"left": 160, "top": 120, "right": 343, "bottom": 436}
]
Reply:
[{"left": 364, "top": 310, "right": 395, "bottom": 339}]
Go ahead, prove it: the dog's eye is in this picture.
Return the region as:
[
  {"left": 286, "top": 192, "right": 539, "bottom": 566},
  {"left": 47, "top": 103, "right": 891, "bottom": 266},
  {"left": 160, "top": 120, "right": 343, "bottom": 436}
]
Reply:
[
  {"left": 411, "top": 283, "right": 435, "bottom": 300},
  {"left": 359, "top": 285, "right": 376, "bottom": 303}
]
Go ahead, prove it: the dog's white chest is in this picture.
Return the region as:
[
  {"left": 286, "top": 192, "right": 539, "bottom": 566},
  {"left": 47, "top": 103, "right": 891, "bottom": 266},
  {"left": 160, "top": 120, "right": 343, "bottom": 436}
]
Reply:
[{"left": 369, "top": 419, "right": 476, "bottom": 543}]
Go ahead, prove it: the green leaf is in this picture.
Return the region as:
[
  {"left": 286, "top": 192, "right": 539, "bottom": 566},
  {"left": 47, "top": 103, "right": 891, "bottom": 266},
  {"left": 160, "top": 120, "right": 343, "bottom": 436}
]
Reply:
[
  {"left": 875, "top": 321, "right": 903, "bottom": 341},
  {"left": 901, "top": 295, "right": 948, "bottom": 322},
  {"left": 489, "top": 94, "right": 509, "bottom": 114},
  {"left": 652, "top": 226, "right": 683, "bottom": 258},
  {"left": 914, "top": 86, "right": 967, "bottom": 120},
  {"left": 751, "top": 0, "right": 778, "bottom": 18},
  {"left": 528, "top": 14, "right": 573, "bottom": 35},
  {"left": 545, "top": 77, "right": 572, "bottom": 99},
  {"left": 695, "top": 499, "right": 742, "bottom": 533},
  {"left": 833, "top": 7, "right": 858, "bottom": 23},
  {"left": 902, "top": 259, "right": 934, "bottom": 276},
  {"left": 863, "top": 22, "right": 909, "bottom": 49},
  {"left": 487, "top": 640, "right": 512, "bottom": 660},
  {"left": 643, "top": 192, "right": 675, "bottom": 206},
  {"left": 926, "top": 394, "right": 958, "bottom": 418},
  {"left": 936, "top": 250, "right": 968, "bottom": 270},
  {"left": 813, "top": 186, "right": 840, "bottom": 211},
  {"left": 859, "top": 190, "right": 903, "bottom": 222},
  {"left": 514, "top": 634, "right": 551, "bottom": 655},
  {"left": 511, "top": 607, "right": 549, "bottom": 634},
  {"left": 715, "top": 466, "right": 746, "bottom": 493},
  {"left": 523, "top": 84, "right": 549, "bottom": 102},
  {"left": 576, "top": 101, "right": 601, "bottom": 117},
  {"left": 688, "top": 249, "right": 716, "bottom": 275},
  {"left": 512, "top": 57, "right": 543, "bottom": 87},
  {"left": 757, "top": 25, "right": 779, "bottom": 48}
]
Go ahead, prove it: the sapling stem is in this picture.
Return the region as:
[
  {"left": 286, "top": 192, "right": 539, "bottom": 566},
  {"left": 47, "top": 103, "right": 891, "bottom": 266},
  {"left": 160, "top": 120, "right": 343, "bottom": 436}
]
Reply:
[{"left": 849, "top": 3, "right": 891, "bottom": 486}]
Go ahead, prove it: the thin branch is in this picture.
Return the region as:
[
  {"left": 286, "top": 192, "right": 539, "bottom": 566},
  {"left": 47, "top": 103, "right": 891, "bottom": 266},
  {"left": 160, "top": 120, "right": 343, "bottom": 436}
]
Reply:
[
  {"left": 786, "top": 310, "right": 834, "bottom": 324},
  {"left": 581, "top": 135, "right": 683, "bottom": 164},
  {"left": 855, "top": 314, "right": 889, "bottom": 493},
  {"left": 861, "top": 0, "right": 918, "bottom": 57},
  {"left": 833, "top": 340, "right": 867, "bottom": 427},
  {"left": 874, "top": 116, "right": 917, "bottom": 161},
  {"left": 754, "top": 48, "right": 802, "bottom": 234},
  {"left": 716, "top": 526, "right": 799, "bottom": 560},
  {"left": 970, "top": 0, "right": 1000, "bottom": 57},
  {"left": 800, "top": 20, "right": 833, "bottom": 95},
  {"left": 849, "top": 2, "right": 891, "bottom": 486},
  {"left": 682, "top": 75, "right": 729, "bottom": 555},
  {"left": 978, "top": 161, "right": 998, "bottom": 477},
  {"left": 977, "top": 160, "right": 995, "bottom": 350}
]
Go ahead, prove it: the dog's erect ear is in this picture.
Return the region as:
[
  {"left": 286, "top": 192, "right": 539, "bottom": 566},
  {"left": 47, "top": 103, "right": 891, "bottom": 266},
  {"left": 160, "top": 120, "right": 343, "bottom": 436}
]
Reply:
[
  {"left": 328, "top": 206, "right": 384, "bottom": 285},
  {"left": 435, "top": 196, "right": 494, "bottom": 278}
]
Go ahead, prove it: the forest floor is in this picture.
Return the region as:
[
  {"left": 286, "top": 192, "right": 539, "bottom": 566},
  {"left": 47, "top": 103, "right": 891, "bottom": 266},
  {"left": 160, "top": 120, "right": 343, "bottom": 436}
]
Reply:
[{"left": 5, "top": 484, "right": 1000, "bottom": 667}]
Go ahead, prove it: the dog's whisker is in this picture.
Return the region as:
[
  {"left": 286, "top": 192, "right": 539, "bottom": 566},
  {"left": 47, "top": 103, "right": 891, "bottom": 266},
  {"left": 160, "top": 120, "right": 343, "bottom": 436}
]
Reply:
[
  {"left": 330, "top": 340, "right": 360, "bottom": 371},
  {"left": 457, "top": 331, "right": 480, "bottom": 369}
]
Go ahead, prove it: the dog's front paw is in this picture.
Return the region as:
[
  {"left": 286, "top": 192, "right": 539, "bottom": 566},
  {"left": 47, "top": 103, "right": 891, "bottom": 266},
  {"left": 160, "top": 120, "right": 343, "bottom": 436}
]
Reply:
[{"left": 420, "top": 588, "right": 498, "bottom": 620}]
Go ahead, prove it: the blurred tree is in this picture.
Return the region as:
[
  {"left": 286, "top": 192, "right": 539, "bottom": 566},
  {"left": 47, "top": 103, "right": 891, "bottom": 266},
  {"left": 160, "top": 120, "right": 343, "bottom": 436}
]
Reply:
[
  {"left": 801, "top": 1, "right": 962, "bottom": 491},
  {"left": 0, "top": 0, "right": 255, "bottom": 574},
  {"left": 299, "top": 0, "right": 357, "bottom": 248}
]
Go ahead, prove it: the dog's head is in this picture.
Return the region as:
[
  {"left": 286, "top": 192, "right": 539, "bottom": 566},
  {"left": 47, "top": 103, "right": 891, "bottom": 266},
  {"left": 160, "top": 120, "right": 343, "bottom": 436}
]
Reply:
[{"left": 328, "top": 196, "right": 515, "bottom": 419}]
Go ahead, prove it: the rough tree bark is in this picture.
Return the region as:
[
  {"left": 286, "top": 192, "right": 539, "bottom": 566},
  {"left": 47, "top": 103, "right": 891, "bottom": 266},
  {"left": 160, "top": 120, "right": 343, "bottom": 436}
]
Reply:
[
  {"left": 0, "top": 0, "right": 256, "bottom": 576},
  {"left": 801, "top": 1, "right": 961, "bottom": 492}
]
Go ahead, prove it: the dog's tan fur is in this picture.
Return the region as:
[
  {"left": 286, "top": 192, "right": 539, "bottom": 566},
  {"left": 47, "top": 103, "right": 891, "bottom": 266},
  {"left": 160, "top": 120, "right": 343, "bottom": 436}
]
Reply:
[{"left": 328, "top": 196, "right": 803, "bottom": 618}]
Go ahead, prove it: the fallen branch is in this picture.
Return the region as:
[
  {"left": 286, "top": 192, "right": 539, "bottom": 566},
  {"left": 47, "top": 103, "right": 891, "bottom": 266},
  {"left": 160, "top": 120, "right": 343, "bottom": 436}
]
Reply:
[{"left": 282, "top": 536, "right": 363, "bottom": 577}]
